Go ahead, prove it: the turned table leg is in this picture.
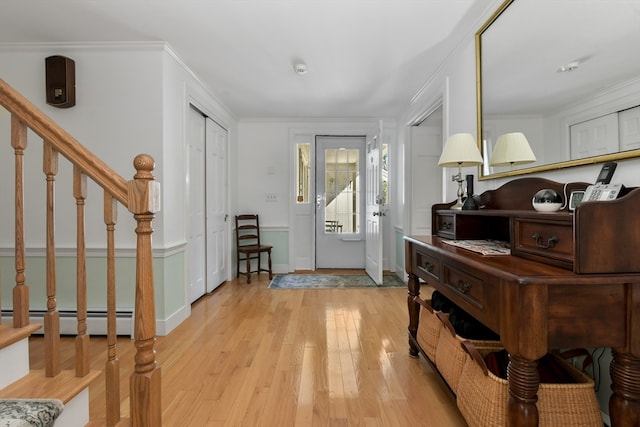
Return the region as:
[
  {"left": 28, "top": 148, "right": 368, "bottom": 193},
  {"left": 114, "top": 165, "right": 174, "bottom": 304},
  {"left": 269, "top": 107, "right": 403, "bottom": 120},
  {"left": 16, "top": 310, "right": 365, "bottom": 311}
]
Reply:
[
  {"left": 507, "top": 354, "right": 540, "bottom": 427},
  {"left": 407, "top": 272, "right": 420, "bottom": 358},
  {"left": 610, "top": 350, "right": 640, "bottom": 426}
]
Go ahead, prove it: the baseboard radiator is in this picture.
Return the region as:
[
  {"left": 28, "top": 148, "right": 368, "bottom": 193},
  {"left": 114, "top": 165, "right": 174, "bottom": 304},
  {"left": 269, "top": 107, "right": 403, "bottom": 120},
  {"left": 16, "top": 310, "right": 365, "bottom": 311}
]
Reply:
[{"left": 2, "top": 309, "right": 134, "bottom": 338}]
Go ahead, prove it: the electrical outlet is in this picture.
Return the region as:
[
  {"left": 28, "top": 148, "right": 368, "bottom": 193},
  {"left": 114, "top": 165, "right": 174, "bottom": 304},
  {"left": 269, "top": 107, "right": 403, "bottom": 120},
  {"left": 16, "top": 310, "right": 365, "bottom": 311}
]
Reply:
[{"left": 265, "top": 193, "right": 278, "bottom": 202}]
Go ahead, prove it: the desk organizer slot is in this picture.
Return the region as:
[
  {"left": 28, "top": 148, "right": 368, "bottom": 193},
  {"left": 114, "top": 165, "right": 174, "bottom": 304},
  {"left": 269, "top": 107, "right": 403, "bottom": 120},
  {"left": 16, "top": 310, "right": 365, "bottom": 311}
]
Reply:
[{"left": 457, "top": 341, "right": 602, "bottom": 427}]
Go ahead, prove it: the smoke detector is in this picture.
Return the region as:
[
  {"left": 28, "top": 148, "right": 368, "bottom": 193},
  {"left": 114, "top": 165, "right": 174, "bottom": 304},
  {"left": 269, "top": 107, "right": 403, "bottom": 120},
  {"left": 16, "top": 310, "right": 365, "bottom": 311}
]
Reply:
[
  {"left": 293, "top": 63, "right": 308, "bottom": 75},
  {"left": 557, "top": 61, "right": 580, "bottom": 73}
]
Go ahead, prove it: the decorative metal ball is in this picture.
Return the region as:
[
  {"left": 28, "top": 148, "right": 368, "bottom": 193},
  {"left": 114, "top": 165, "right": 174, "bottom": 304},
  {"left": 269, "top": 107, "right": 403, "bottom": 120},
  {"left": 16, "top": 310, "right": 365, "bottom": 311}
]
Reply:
[{"left": 532, "top": 189, "right": 563, "bottom": 212}]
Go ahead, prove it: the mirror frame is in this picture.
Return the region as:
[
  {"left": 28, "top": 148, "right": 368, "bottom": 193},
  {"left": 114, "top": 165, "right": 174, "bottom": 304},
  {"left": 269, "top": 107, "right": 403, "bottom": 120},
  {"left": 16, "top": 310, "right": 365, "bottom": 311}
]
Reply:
[{"left": 476, "top": 0, "right": 640, "bottom": 181}]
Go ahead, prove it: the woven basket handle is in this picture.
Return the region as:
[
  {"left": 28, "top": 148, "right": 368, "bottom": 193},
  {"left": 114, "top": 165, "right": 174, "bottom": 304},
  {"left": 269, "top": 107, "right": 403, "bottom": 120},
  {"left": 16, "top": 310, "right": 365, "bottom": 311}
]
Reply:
[
  {"left": 414, "top": 295, "right": 434, "bottom": 313},
  {"left": 558, "top": 348, "right": 593, "bottom": 372},
  {"left": 461, "top": 340, "right": 489, "bottom": 376},
  {"left": 436, "top": 311, "right": 456, "bottom": 337}
]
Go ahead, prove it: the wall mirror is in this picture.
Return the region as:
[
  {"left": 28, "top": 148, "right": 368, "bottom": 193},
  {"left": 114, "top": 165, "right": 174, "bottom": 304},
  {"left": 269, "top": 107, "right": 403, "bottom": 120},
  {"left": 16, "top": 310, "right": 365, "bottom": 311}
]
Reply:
[{"left": 476, "top": 0, "right": 640, "bottom": 180}]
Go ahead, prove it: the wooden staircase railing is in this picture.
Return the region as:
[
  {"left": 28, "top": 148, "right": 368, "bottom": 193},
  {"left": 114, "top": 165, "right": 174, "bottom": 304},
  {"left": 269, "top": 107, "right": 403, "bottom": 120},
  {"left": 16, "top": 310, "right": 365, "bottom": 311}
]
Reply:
[{"left": 0, "top": 77, "right": 161, "bottom": 426}]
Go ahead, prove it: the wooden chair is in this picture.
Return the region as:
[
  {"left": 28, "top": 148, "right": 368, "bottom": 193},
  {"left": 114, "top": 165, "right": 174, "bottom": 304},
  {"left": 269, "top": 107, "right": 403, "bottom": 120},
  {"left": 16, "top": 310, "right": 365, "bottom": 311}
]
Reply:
[{"left": 235, "top": 214, "right": 273, "bottom": 283}]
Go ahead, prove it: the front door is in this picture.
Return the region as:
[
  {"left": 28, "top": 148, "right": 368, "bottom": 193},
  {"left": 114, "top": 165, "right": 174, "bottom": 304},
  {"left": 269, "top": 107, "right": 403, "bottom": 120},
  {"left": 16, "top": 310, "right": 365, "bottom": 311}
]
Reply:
[
  {"left": 315, "top": 136, "right": 366, "bottom": 268},
  {"left": 365, "top": 123, "right": 383, "bottom": 284}
]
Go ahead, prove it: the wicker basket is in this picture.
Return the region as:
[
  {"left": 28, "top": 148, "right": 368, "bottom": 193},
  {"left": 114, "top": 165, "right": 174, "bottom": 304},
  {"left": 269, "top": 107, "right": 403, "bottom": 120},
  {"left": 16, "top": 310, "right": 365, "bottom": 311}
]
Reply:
[
  {"left": 434, "top": 312, "right": 502, "bottom": 394},
  {"left": 457, "top": 341, "right": 603, "bottom": 427},
  {"left": 414, "top": 296, "right": 442, "bottom": 362}
]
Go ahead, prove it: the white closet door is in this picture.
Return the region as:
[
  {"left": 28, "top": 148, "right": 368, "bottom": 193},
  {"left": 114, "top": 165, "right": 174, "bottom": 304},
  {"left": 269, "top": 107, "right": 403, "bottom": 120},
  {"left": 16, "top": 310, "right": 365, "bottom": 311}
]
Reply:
[
  {"left": 205, "top": 118, "right": 228, "bottom": 292},
  {"left": 187, "top": 106, "right": 206, "bottom": 303}
]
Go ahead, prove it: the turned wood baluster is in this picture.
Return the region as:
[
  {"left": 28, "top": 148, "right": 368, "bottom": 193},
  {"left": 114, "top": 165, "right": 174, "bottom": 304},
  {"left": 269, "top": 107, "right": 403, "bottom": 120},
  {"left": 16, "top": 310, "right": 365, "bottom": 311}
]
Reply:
[
  {"left": 127, "top": 154, "right": 161, "bottom": 427},
  {"left": 74, "top": 166, "right": 90, "bottom": 377},
  {"left": 11, "top": 115, "right": 29, "bottom": 328},
  {"left": 104, "top": 191, "right": 121, "bottom": 425},
  {"left": 43, "top": 141, "right": 61, "bottom": 377}
]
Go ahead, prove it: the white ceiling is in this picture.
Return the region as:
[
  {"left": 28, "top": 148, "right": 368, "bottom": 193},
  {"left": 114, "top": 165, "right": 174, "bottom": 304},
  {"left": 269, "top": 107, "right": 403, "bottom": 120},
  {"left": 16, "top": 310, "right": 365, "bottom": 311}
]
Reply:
[{"left": 0, "top": 0, "right": 492, "bottom": 119}]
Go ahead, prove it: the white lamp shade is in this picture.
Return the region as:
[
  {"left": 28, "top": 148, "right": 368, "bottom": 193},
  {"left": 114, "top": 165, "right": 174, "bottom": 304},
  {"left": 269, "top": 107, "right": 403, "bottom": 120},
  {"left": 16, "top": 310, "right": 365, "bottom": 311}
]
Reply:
[
  {"left": 438, "top": 133, "right": 483, "bottom": 167},
  {"left": 489, "top": 132, "right": 536, "bottom": 166}
]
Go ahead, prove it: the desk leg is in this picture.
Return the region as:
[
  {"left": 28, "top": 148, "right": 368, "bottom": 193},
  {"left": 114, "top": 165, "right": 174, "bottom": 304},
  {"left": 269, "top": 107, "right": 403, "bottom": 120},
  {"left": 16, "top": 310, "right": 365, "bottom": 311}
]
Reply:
[
  {"left": 610, "top": 350, "right": 640, "bottom": 426},
  {"left": 407, "top": 272, "right": 420, "bottom": 358},
  {"left": 507, "top": 354, "right": 539, "bottom": 427}
]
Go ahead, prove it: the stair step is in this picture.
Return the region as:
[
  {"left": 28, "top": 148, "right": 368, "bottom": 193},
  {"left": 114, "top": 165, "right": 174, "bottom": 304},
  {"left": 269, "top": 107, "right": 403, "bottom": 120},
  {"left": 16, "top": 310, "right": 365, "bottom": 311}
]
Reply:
[
  {"left": 85, "top": 418, "right": 131, "bottom": 427},
  {"left": 0, "top": 370, "right": 101, "bottom": 403},
  {"left": 0, "top": 323, "right": 42, "bottom": 349}
]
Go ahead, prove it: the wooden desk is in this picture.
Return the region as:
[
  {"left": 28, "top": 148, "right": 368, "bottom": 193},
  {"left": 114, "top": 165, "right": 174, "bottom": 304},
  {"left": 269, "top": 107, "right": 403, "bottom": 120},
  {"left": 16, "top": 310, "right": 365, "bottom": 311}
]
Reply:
[{"left": 405, "top": 177, "right": 640, "bottom": 427}]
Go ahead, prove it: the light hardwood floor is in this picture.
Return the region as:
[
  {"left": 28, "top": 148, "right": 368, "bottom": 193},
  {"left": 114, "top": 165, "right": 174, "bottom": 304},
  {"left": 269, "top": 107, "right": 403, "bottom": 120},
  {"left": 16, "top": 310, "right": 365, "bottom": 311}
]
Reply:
[{"left": 29, "top": 273, "right": 468, "bottom": 426}]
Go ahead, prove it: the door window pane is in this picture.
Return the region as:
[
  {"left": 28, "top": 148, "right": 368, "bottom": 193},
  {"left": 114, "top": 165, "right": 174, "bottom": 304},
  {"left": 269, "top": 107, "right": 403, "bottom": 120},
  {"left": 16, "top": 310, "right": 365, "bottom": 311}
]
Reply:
[
  {"left": 324, "top": 148, "right": 360, "bottom": 233},
  {"left": 296, "top": 143, "right": 310, "bottom": 203}
]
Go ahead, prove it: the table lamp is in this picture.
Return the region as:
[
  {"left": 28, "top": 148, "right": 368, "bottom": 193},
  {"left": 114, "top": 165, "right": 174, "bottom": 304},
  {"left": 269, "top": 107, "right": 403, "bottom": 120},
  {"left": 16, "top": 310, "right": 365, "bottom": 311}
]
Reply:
[
  {"left": 438, "top": 133, "right": 483, "bottom": 210},
  {"left": 489, "top": 132, "right": 536, "bottom": 170}
]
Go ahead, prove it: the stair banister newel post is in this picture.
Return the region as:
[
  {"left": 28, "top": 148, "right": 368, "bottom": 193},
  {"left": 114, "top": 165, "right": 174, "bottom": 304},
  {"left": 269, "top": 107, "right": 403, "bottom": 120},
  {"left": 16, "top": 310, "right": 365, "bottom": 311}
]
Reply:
[{"left": 127, "top": 154, "right": 161, "bottom": 427}]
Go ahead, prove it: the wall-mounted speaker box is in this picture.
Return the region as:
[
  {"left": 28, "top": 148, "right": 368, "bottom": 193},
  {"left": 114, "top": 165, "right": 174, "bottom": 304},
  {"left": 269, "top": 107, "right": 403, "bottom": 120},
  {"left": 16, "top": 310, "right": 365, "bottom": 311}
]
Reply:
[{"left": 45, "top": 55, "right": 75, "bottom": 108}]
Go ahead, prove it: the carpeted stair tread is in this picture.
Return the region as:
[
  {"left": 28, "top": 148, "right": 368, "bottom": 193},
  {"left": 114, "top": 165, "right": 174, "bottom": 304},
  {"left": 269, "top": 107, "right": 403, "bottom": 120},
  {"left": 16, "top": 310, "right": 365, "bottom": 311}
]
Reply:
[
  {"left": 0, "top": 398, "right": 63, "bottom": 427},
  {"left": 0, "top": 324, "right": 42, "bottom": 350},
  {"left": 0, "top": 370, "right": 101, "bottom": 404}
]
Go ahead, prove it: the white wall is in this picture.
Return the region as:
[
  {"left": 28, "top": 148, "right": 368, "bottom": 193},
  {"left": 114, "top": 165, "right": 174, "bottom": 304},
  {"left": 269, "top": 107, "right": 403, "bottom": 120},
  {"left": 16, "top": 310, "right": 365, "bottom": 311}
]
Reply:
[
  {"left": 0, "top": 44, "right": 163, "bottom": 249},
  {"left": 0, "top": 42, "right": 238, "bottom": 334}
]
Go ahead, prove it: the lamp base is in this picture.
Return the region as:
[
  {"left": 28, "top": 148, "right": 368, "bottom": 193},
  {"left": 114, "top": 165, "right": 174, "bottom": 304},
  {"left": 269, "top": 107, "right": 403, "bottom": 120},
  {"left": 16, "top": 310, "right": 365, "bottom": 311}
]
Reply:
[{"left": 450, "top": 200, "right": 464, "bottom": 210}]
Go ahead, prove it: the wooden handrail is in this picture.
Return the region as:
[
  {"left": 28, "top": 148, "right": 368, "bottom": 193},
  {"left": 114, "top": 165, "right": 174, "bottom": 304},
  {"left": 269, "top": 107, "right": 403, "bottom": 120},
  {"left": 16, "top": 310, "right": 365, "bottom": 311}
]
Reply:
[
  {"left": 1, "top": 77, "right": 161, "bottom": 426},
  {"left": 0, "top": 78, "right": 128, "bottom": 205}
]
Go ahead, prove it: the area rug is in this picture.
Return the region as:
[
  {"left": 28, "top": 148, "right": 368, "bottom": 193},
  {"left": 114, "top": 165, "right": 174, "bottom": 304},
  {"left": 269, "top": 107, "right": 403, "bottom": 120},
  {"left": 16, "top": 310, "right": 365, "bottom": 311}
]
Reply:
[{"left": 268, "top": 274, "right": 405, "bottom": 289}]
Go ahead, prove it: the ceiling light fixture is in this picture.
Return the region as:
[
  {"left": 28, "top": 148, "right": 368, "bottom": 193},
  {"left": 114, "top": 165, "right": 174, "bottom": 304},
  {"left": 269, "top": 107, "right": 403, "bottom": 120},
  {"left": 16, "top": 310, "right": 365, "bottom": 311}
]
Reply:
[{"left": 293, "top": 63, "right": 308, "bottom": 75}]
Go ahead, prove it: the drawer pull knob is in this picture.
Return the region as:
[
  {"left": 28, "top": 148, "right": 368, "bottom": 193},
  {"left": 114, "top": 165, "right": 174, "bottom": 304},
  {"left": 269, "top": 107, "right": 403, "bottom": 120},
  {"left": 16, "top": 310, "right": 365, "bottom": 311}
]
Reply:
[
  {"left": 532, "top": 233, "right": 559, "bottom": 249},
  {"left": 442, "top": 222, "right": 452, "bottom": 230},
  {"left": 420, "top": 262, "right": 434, "bottom": 273},
  {"left": 456, "top": 280, "right": 471, "bottom": 294}
]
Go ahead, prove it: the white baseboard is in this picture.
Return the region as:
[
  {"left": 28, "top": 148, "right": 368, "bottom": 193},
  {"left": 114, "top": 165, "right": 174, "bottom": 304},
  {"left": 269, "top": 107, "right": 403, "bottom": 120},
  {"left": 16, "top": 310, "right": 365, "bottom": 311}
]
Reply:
[
  {"left": 2, "top": 310, "right": 134, "bottom": 337},
  {"left": 156, "top": 304, "right": 189, "bottom": 336}
]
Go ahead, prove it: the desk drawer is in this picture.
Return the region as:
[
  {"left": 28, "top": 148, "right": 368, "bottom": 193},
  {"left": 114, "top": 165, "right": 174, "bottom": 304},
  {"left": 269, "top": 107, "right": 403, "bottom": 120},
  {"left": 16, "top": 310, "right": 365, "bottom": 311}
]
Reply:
[
  {"left": 434, "top": 213, "right": 456, "bottom": 239},
  {"left": 415, "top": 249, "right": 440, "bottom": 282},
  {"left": 442, "top": 265, "right": 485, "bottom": 311},
  {"left": 512, "top": 218, "right": 574, "bottom": 269}
]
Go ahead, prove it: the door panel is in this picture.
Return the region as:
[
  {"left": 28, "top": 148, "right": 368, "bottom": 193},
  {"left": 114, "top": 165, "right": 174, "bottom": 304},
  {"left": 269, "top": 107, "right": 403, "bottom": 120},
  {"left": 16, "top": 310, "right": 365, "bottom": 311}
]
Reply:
[
  {"left": 205, "top": 118, "right": 228, "bottom": 292},
  {"left": 187, "top": 106, "right": 206, "bottom": 303},
  {"left": 315, "top": 136, "right": 365, "bottom": 268},
  {"left": 365, "top": 122, "right": 383, "bottom": 285}
]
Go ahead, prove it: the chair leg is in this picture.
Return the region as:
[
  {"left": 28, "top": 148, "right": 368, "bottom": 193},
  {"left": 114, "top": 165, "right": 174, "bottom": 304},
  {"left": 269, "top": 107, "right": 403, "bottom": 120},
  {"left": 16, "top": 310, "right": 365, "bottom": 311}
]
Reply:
[
  {"left": 236, "top": 253, "right": 240, "bottom": 279},
  {"left": 245, "top": 255, "right": 252, "bottom": 283},
  {"left": 267, "top": 249, "right": 273, "bottom": 279},
  {"left": 257, "top": 251, "right": 262, "bottom": 278}
]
